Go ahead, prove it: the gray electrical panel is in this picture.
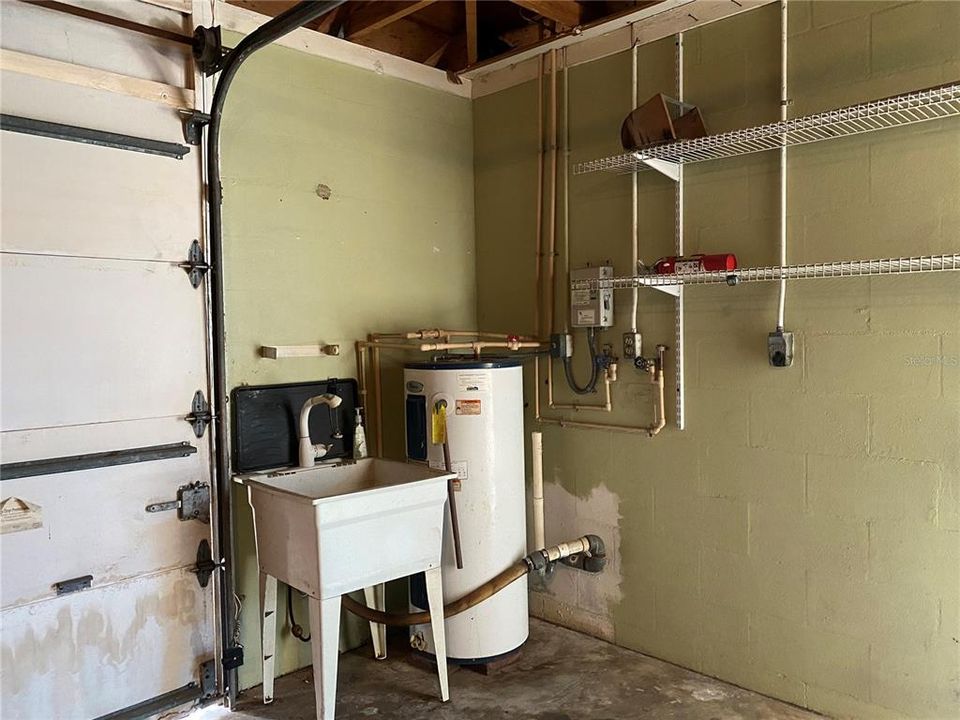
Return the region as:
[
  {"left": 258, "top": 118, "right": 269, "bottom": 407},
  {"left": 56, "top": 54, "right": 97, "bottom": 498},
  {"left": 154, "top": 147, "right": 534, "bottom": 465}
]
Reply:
[{"left": 570, "top": 266, "right": 614, "bottom": 328}]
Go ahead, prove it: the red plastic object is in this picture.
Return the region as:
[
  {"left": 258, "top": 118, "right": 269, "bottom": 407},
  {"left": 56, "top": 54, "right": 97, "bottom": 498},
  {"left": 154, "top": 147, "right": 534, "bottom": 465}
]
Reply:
[{"left": 654, "top": 254, "right": 737, "bottom": 275}]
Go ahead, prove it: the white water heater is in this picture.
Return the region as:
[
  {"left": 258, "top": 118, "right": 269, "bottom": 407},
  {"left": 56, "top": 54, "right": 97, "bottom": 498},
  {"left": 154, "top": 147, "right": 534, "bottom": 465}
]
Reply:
[{"left": 404, "top": 359, "right": 528, "bottom": 663}]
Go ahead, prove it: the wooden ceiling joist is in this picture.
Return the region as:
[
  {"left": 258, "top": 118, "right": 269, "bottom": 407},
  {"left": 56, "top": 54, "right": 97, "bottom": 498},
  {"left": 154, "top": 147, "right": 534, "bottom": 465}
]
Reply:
[
  {"left": 465, "top": 0, "right": 478, "bottom": 66},
  {"left": 510, "top": 0, "right": 583, "bottom": 28},
  {"left": 346, "top": 0, "right": 437, "bottom": 40}
]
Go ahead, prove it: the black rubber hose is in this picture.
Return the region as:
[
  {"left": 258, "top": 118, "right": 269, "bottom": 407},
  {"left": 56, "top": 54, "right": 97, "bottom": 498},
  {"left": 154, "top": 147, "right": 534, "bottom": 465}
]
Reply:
[{"left": 563, "top": 327, "right": 600, "bottom": 394}]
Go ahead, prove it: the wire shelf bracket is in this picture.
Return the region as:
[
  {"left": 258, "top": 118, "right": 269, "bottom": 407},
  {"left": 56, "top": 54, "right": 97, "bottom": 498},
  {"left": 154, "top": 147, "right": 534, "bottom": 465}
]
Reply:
[
  {"left": 574, "top": 82, "right": 960, "bottom": 179},
  {"left": 571, "top": 254, "right": 960, "bottom": 291}
]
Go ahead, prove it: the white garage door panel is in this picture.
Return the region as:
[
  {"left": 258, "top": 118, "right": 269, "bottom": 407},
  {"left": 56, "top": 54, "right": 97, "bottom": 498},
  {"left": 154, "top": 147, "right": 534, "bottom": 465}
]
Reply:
[
  {"left": 1, "top": 453, "right": 209, "bottom": 607},
  {"left": 0, "top": 133, "right": 201, "bottom": 261},
  {"left": 0, "top": 2, "right": 191, "bottom": 88},
  {"left": 0, "top": 416, "right": 208, "bottom": 464},
  {"left": 0, "top": 71, "right": 194, "bottom": 144},
  {"left": 1, "top": 254, "right": 207, "bottom": 431},
  {"left": 0, "top": 567, "right": 215, "bottom": 720}
]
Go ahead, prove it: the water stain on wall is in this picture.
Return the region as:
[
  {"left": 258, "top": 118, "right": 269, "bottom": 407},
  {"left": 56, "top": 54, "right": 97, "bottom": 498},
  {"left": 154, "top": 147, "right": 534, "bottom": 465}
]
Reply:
[{"left": 530, "top": 482, "right": 623, "bottom": 642}]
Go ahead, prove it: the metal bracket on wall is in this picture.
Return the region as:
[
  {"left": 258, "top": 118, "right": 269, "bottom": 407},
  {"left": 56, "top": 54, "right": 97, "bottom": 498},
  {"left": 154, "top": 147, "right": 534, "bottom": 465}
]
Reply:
[
  {"left": 180, "top": 109, "right": 211, "bottom": 146},
  {"left": 559, "top": 552, "right": 607, "bottom": 574},
  {"left": 193, "top": 539, "right": 223, "bottom": 588},
  {"left": 180, "top": 240, "right": 210, "bottom": 288},
  {"left": 145, "top": 482, "right": 210, "bottom": 523},
  {"left": 199, "top": 659, "right": 217, "bottom": 700},
  {"left": 54, "top": 574, "right": 93, "bottom": 596},
  {"left": 185, "top": 390, "right": 213, "bottom": 438}
]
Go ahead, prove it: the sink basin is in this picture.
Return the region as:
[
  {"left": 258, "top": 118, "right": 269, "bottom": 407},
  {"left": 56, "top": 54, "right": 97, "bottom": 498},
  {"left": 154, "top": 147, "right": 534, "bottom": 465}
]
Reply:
[{"left": 240, "top": 458, "right": 455, "bottom": 599}]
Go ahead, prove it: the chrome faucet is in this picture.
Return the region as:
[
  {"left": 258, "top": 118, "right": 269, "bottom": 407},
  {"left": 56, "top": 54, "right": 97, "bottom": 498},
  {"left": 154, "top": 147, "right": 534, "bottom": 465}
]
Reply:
[{"left": 298, "top": 393, "right": 343, "bottom": 468}]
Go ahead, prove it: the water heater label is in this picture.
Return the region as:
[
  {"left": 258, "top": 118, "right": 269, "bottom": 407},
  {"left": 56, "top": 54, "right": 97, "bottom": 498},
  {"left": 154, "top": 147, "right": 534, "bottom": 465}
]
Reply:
[
  {"left": 457, "top": 371, "right": 490, "bottom": 393},
  {"left": 428, "top": 459, "right": 468, "bottom": 489},
  {"left": 455, "top": 399, "right": 481, "bottom": 416}
]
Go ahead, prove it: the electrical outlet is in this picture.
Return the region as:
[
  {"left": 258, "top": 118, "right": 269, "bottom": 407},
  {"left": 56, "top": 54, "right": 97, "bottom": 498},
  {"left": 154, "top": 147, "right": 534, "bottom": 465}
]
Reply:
[
  {"left": 768, "top": 330, "right": 794, "bottom": 367},
  {"left": 550, "top": 333, "right": 573, "bottom": 359},
  {"left": 622, "top": 332, "right": 642, "bottom": 360}
]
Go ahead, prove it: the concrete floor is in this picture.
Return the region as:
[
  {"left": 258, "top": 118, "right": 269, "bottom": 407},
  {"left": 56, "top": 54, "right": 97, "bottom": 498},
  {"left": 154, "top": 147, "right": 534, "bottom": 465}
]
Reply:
[{"left": 198, "top": 619, "right": 823, "bottom": 720}]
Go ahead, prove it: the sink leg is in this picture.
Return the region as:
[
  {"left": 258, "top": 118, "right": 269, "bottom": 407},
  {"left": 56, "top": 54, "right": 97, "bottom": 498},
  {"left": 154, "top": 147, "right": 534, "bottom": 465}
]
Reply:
[
  {"left": 309, "top": 595, "right": 342, "bottom": 720},
  {"left": 363, "top": 584, "right": 387, "bottom": 660},
  {"left": 424, "top": 566, "right": 449, "bottom": 702},
  {"left": 259, "top": 572, "right": 278, "bottom": 705}
]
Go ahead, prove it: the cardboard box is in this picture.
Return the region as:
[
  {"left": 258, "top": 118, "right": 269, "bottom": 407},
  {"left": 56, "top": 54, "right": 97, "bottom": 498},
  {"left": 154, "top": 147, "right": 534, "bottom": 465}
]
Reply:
[{"left": 620, "top": 93, "right": 708, "bottom": 151}]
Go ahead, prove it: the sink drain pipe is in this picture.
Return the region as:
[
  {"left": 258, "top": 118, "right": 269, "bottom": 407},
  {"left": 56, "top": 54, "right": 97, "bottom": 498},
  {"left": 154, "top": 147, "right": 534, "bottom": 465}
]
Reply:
[{"left": 342, "top": 535, "right": 606, "bottom": 627}]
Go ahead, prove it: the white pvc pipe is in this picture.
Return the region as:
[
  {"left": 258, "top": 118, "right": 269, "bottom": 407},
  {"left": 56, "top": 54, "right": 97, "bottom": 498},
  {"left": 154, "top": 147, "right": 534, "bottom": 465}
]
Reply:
[
  {"left": 531, "top": 431, "right": 545, "bottom": 551},
  {"left": 630, "top": 39, "right": 639, "bottom": 334},
  {"left": 777, "top": 0, "right": 788, "bottom": 330},
  {"left": 562, "top": 48, "right": 571, "bottom": 334}
]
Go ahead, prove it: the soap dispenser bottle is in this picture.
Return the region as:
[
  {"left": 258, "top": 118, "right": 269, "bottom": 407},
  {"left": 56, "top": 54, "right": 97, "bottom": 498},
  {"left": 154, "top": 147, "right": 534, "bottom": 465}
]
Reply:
[{"left": 352, "top": 408, "right": 368, "bottom": 460}]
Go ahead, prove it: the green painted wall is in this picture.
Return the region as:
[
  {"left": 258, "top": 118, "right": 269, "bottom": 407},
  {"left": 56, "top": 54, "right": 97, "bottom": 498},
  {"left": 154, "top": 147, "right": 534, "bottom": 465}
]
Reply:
[
  {"left": 475, "top": 2, "right": 959, "bottom": 718},
  {"left": 221, "top": 40, "right": 475, "bottom": 690}
]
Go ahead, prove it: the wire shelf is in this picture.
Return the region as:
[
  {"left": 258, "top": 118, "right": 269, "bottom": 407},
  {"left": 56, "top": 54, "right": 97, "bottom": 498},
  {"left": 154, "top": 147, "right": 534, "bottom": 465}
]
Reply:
[
  {"left": 574, "top": 83, "right": 960, "bottom": 176},
  {"left": 570, "top": 255, "right": 960, "bottom": 290}
]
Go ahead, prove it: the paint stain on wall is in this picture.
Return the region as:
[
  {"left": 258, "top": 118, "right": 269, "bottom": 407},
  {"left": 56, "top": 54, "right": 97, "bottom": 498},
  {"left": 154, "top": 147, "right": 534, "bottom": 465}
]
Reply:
[{"left": 529, "top": 482, "right": 622, "bottom": 642}]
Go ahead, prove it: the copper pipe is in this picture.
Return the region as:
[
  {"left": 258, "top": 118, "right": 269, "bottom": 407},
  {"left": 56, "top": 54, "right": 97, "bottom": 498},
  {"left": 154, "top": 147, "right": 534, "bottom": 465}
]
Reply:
[
  {"left": 371, "top": 330, "right": 537, "bottom": 342},
  {"left": 546, "top": 48, "right": 558, "bottom": 337},
  {"left": 549, "top": 368, "right": 613, "bottom": 412},
  {"left": 535, "top": 53, "right": 545, "bottom": 339},
  {"left": 372, "top": 344, "right": 383, "bottom": 457},
  {"left": 354, "top": 341, "right": 367, "bottom": 410},
  {"left": 540, "top": 364, "right": 665, "bottom": 436},
  {"left": 417, "top": 341, "right": 543, "bottom": 352}
]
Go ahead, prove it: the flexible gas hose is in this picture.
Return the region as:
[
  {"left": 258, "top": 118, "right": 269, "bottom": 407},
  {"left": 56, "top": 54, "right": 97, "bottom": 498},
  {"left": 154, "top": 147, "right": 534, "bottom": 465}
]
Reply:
[{"left": 341, "top": 535, "right": 606, "bottom": 627}]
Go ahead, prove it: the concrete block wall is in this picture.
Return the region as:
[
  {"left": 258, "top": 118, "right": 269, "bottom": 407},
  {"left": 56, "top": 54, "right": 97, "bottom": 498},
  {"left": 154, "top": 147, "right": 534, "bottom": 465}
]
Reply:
[{"left": 475, "top": 2, "right": 959, "bottom": 718}]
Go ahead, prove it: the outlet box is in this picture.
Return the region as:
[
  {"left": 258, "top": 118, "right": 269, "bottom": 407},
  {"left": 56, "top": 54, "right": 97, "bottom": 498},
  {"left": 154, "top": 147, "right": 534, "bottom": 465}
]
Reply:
[
  {"left": 570, "top": 266, "right": 614, "bottom": 328},
  {"left": 768, "top": 330, "right": 794, "bottom": 367},
  {"left": 622, "top": 332, "right": 642, "bottom": 360},
  {"left": 550, "top": 333, "right": 573, "bottom": 359}
]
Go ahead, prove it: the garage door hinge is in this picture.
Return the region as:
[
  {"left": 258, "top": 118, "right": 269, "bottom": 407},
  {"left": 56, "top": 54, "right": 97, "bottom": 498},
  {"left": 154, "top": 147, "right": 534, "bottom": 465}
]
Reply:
[
  {"left": 186, "top": 390, "right": 213, "bottom": 438},
  {"left": 193, "top": 539, "right": 223, "bottom": 588},
  {"left": 180, "top": 240, "right": 210, "bottom": 288},
  {"left": 199, "top": 659, "right": 217, "bottom": 699}
]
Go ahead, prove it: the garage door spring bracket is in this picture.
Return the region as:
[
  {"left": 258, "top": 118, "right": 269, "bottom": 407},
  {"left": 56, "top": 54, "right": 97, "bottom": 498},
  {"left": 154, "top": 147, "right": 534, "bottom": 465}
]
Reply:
[
  {"left": 180, "top": 109, "right": 211, "bottom": 146},
  {"left": 186, "top": 390, "right": 213, "bottom": 438},
  {"left": 180, "top": 240, "right": 210, "bottom": 288}
]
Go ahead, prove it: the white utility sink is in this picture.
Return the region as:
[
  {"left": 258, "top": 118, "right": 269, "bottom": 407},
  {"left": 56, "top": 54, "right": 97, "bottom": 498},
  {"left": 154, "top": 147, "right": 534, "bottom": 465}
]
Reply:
[{"left": 237, "top": 458, "right": 456, "bottom": 720}]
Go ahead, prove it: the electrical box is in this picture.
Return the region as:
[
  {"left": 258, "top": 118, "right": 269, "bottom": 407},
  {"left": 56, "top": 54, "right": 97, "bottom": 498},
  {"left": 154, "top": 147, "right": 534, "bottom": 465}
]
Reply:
[
  {"left": 768, "top": 330, "right": 794, "bottom": 367},
  {"left": 570, "top": 266, "right": 614, "bottom": 328}
]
